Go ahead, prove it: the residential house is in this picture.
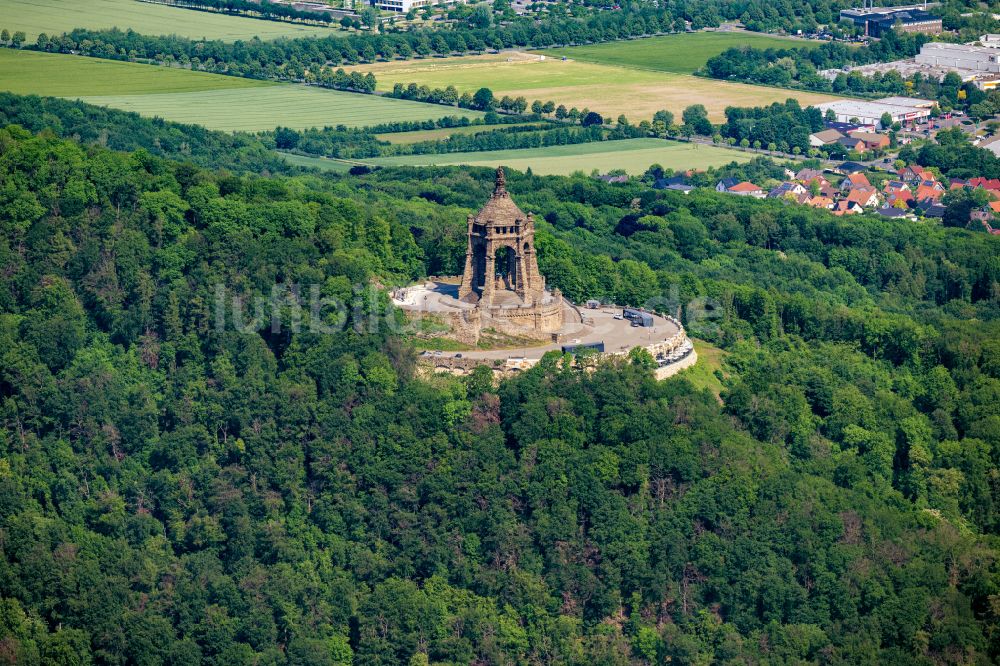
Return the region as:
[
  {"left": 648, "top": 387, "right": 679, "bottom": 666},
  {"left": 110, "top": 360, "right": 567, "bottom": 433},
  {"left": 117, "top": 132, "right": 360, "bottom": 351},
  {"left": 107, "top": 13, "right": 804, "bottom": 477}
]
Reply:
[
  {"left": 884, "top": 188, "right": 914, "bottom": 208},
  {"left": 849, "top": 131, "right": 890, "bottom": 151},
  {"left": 842, "top": 172, "right": 873, "bottom": 192},
  {"left": 727, "top": 181, "right": 766, "bottom": 198},
  {"left": 809, "top": 128, "right": 844, "bottom": 147},
  {"left": 877, "top": 207, "right": 916, "bottom": 219},
  {"left": 844, "top": 188, "right": 881, "bottom": 209},
  {"left": 837, "top": 161, "right": 867, "bottom": 174},
  {"left": 654, "top": 174, "right": 695, "bottom": 194},
  {"left": 596, "top": 174, "right": 628, "bottom": 184},
  {"left": 899, "top": 165, "right": 935, "bottom": 183},
  {"left": 807, "top": 195, "right": 834, "bottom": 209},
  {"left": 832, "top": 200, "right": 864, "bottom": 215},
  {"left": 715, "top": 178, "right": 740, "bottom": 192},
  {"left": 967, "top": 176, "right": 1000, "bottom": 192},
  {"left": 917, "top": 200, "right": 947, "bottom": 218},
  {"left": 838, "top": 136, "right": 867, "bottom": 153},
  {"left": 768, "top": 181, "right": 808, "bottom": 200},
  {"left": 914, "top": 180, "right": 945, "bottom": 203},
  {"left": 971, "top": 201, "right": 1000, "bottom": 226},
  {"left": 794, "top": 168, "right": 826, "bottom": 182}
]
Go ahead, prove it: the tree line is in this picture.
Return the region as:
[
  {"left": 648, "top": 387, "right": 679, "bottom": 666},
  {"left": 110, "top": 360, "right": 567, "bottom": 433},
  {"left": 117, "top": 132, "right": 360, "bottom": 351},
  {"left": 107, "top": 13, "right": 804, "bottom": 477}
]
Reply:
[
  {"left": 702, "top": 29, "right": 933, "bottom": 94},
  {"left": 151, "top": 0, "right": 346, "bottom": 25},
  {"left": 18, "top": 5, "right": 678, "bottom": 78}
]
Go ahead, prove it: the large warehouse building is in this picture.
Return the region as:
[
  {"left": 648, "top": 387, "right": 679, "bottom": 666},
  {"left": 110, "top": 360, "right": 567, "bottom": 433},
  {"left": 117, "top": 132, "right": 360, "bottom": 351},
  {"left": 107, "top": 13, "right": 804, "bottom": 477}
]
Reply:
[
  {"left": 840, "top": 6, "right": 942, "bottom": 37},
  {"left": 812, "top": 97, "right": 932, "bottom": 127},
  {"left": 915, "top": 42, "right": 1000, "bottom": 73}
]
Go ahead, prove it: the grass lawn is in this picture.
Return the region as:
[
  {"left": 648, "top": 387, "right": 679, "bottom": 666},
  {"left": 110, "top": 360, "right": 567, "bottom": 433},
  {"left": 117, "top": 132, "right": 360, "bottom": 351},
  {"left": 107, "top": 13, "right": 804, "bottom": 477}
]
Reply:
[
  {"left": 0, "top": 0, "right": 342, "bottom": 41},
  {"left": 0, "top": 49, "right": 266, "bottom": 96},
  {"left": 675, "top": 338, "right": 727, "bottom": 399},
  {"left": 345, "top": 51, "right": 842, "bottom": 122},
  {"left": 330, "top": 139, "right": 751, "bottom": 175},
  {"left": 545, "top": 31, "right": 822, "bottom": 74},
  {"left": 0, "top": 51, "right": 483, "bottom": 132},
  {"left": 376, "top": 123, "right": 544, "bottom": 144},
  {"left": 77, "top": 87, "right": 482, "bottom": 131},
  {"left": 279, "top": 152, "right": 355, "bottom": 171}
]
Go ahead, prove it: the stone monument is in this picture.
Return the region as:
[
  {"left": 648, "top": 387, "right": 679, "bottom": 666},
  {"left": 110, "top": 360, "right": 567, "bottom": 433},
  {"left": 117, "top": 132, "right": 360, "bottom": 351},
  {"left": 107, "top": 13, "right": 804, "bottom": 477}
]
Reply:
[{"left": 456, "top": 167, "right": 563, "bottom": 337}]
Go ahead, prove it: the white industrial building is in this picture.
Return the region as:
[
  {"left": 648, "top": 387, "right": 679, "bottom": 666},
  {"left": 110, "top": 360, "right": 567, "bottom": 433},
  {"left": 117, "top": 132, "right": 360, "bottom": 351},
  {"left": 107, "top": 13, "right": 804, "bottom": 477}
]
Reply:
[
  {"left": 812, "top": 98, "right": 931, "bottom": 128},
  {"left": 373, "top": 0, "right": 438, "bottom": 11},
  {"left": 915, "top": 42, "right": 1000, "bottom": 73}
]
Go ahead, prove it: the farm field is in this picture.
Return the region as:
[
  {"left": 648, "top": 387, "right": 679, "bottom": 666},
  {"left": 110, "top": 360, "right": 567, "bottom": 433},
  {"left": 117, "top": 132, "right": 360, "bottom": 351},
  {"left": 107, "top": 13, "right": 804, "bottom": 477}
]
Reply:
[
  {"left": 544, "top": 31, "right": 822, "bottom": 74},
  {"left": 279, "top": 152, "right": 354, "bottom": 171},
  {"left": 336, "top": 139, "right": 752, "bottom": 175},
  {"left": 78, "top": 87, "right": 483, "bottom": 131},
  {"left": 375, "top": 123, "right": 543, "bottom": 144},
  {"left": 0, "top": 49, "right": 267, "bottom": 96},
  {"left": 345, "top": 52, "right": 843, "bottom": 122},
  {"left": 0, "top": 50, "right": 482, "bottom": 131},
  {"left": 0, "top": 0, "right": 342, "bottom": 41}
]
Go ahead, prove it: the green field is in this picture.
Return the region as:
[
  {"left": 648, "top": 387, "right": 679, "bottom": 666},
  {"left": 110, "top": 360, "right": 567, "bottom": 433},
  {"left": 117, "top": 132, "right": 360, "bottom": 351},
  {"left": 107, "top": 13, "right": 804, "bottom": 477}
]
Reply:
[
  {"left": 375, "top": 123, "right": 544, "bottom": 144},
  {"left": 676, "top": 338, "right": 727, "bottom": 399},
  {"left": 0, "top": 0, "right": 342, "bottom": 41},
  {"left": 545, "top": 31, "right": 821, "bottom": 74},
  {"left": 0, "top": 49, "right": 266, "bottom": 96},
  {"left": 0, "top": 50, "right": 483, "bottom": 132},
  {"left": 279, "top": 152, "right": 354, "bottom": 171},
  {"left": 287, "top": 139, "right": 751, "bottom": 176},
  {"left": 346, "top": 51, "right": 841, "bottom": 123},
  {"left": 78, "top": 87, "right": 482, "bottom": 131}
]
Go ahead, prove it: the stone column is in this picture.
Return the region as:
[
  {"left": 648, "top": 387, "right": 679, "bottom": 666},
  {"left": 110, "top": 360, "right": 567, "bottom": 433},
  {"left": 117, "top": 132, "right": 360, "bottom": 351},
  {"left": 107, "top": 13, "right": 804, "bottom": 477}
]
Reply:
[
  {"left": 515, "top": 252, "right": 529, "bottom": 303},
  {"left": 481, "top": 247, "right": 495, "bottom": 306},
  {"left": 458, "top": 215, "right": 475, "bottom": 301}
]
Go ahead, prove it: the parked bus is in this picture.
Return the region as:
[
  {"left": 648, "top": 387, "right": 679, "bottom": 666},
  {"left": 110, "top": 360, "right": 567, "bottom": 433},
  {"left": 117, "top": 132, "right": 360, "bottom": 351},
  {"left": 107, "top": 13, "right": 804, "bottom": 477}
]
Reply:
[{"left": 622, "top": 308, "right": 654, "bottom": 327}]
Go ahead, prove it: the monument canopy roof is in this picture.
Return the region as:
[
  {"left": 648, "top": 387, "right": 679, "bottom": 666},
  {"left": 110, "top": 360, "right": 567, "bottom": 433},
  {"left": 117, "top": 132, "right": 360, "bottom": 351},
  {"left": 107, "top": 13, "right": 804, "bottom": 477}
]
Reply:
[{"left": 474, "top": 167, "right": 529, "bottom": 225}]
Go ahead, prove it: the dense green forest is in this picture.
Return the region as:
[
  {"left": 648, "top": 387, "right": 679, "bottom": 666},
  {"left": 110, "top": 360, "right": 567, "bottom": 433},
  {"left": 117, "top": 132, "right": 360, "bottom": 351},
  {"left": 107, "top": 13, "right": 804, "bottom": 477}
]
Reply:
[
  {"left": 0, "top": 93, "right": 292, "bottom": 174},
  {"left": 1, "top": 118, "right": 1000, "bottom": 665}
]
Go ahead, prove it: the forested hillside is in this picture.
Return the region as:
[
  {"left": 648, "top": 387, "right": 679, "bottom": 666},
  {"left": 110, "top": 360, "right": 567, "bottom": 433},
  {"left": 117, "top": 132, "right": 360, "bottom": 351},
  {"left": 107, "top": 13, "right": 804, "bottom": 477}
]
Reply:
[{"left": 1, "top": 124, "right": 999, "bottom": 664}]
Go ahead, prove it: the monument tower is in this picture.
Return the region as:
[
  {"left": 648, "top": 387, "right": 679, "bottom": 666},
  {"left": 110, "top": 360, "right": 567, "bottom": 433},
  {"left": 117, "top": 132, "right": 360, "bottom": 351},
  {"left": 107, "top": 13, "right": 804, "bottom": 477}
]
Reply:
[{"left": 458, "top": 167, "right": 545, "bottom": 307}]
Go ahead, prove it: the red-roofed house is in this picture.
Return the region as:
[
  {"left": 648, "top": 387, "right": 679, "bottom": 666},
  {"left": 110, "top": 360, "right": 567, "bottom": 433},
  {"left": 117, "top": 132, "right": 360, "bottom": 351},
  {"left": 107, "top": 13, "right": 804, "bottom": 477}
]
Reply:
[
  {"left": 842, "top": 172, "right": 872, "bottom": 191},
  {"left": 885, "top": 188, "right": 914, "bottom": 207},
  {"left": 898, "top": 165, "right": 937, "bottom": 183},
  {"left": 968, "top": 177, "right": 1000, "bottom": 191},
  {"left": 727, "top": 181, "right": 766, "bottom": 198},
  {"left": 845, "top": 188, "right": 881, "bottom": 208},
  {"left": 914, "top": 182, "right": 944, "bottom": 202}
]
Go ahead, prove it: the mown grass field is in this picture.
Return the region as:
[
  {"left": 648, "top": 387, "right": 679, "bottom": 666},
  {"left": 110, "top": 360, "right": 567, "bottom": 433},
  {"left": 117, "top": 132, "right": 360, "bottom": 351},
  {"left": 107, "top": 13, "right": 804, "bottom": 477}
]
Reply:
[
  {"left": 375, "top": 123, "right": 544, "bottom": 144},
  {"left": 0, "top": 50, "right": 482, "bottom": 132},
  {"left": 0, "top": 0, "right": 342, "bottom": 41},
  {"left": 303, "top": 139, "right": 752, "bottom": 175},
  {"left": 345, "top": 51, "right": 842, "bottom": 122},
  {"left": 0, "top": 49, "right": 266, "bottom": 96},
  {"left": 279, "top": 152, "right": 355, "bottom": 171},
  {"left": 544, "top": 31, "right": 821, "bottom": 74}
]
